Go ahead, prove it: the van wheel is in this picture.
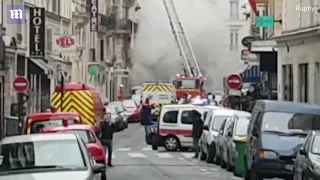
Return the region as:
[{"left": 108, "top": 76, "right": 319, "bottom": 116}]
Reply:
[
  {"left": 164, "top": 136, "right": 179, "bottom": 151},
  {"left": 206, "top": 144, "right": 214, "bottom": 163},
  {"left": 199, "top": 146, "right": 207, "bottom": 161},
  {"left": 151, "top": 135, "right": 158, "bottom": 150},
  {"left": 219, "top": 154, "right": 226, "bottom": 168}
]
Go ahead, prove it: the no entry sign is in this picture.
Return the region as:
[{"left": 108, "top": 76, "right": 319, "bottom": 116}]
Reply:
[
  {"left": 13, "top": 76, "right": 29, "bottom": 92},
  {"left": 227, "top": 73, "right": 242, "bottom": 90}
]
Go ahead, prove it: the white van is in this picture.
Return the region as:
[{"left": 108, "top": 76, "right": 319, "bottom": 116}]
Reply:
[
  {"left": 154, "top": 104, "right": 205, "bottom": 151},
  {"left": 199, "top": 109, "right": 251, "bottom": 163}
]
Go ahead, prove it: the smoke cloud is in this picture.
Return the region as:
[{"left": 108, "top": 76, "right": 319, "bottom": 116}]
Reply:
[{"left": 131, "top": 0, "right": 245, "bottom": 92}]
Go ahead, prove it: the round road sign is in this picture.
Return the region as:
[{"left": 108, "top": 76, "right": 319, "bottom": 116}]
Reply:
[
  {"left": 13, "top": 76, "right": 29, "bottom": 92},
  {"left": 227, "top": 73, "right": 242, "bottom": 90}
]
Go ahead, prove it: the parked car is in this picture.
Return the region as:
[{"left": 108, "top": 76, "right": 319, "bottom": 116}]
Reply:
[
  {"left": 199, "top": 108, "right": 250, "bottom": 164},
  {"left": 198, "top": 106, "right": 222, "bottom": 163},
  {"left": 293, "top": 131, "right": 320, "bottom": 180},
  {"left": 122, "top": 99, "right": 141, "bottom": 122},
  {"left": 42, "top": 124, "right": 106, "bottom": 164},
  {"left": 0, "top": 133, "right": 105, "bottom": 180},
  {"left": 224, "top": 116, "right": 250, "bottom": 171},
  {"left": 245, "top": 100, "right": 320, "bottom": 180},
  {"left": 106, "top": 106, "right": 125, "bottom": 131},
  {"left": 108, "top": 101, "right": 128, "bottom": 129},
  {"left": 215, "top": 116, "right": 233, "bottom": 167}
]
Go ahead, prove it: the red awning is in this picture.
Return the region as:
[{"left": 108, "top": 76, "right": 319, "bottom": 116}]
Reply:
[{"left": 248, "top": 0, "right": 258, "bottom": 15}]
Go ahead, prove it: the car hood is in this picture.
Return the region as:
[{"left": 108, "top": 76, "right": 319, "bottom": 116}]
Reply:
[
  {"left": 261, "top": 133, "right": 305, "bottom": 155},
  {"left": 0, "top": 170, "right": 90, "bottom": 180}
]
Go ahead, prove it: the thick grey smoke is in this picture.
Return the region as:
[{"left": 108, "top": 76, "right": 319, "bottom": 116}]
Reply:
[{"left": 131, "top": 0, "right": 245, "bottom": 91}]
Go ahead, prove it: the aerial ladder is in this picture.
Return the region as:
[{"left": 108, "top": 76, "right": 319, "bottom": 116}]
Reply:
[{"left": 163, "top": 0, "right": 202, "bottom": 77}]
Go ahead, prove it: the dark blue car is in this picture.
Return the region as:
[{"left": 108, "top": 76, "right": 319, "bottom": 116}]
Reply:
[{"left": 245, "top": 100, "right": 320, "bottom": 180}]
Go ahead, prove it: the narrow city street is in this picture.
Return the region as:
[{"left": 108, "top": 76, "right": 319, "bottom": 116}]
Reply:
[{"left": 108, "top": 123, "right": 242, "bottom": 180}]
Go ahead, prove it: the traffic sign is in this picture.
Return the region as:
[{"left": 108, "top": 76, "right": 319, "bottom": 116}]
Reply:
[
  {"left": 227, "top": 74, "right": 242, "bottom": 90},
  {"left": 256, "top": 16, "right": 274, "bottom": 27},
  {"left": 13, "top": 76, "right": 29, "bottom": 92}
]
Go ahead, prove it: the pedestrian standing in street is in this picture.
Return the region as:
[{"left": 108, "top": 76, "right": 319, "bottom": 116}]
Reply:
[
  {"left": 191, "top": 110, "right": 203, "bottom": 158},
  {"left": 117, "top": 84, "right": 125, "bottom": 101},
  {"left": 141, "top": 98, "right": 154, "bottom": 134},
  {"left": 100, "top": 113, "right": 115, "bottom": 167}
]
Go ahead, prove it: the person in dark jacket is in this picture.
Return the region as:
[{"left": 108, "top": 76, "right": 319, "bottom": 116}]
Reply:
[
  {"left": 99, "top": 113, "right": 115, "bottom": 167},
  {"left": 141, "top": 98, "right": 154, "bottom": 133},
  {"left": 191, "top": 110, "right": 203, "bottom": 158}
]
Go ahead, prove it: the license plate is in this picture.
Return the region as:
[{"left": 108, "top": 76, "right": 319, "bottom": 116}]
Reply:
[{"left": 284, "top": 164, "right": 294, "bottom": 171}]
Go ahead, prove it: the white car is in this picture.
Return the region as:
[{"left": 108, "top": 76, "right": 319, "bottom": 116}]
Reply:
[
  {"left": 0, "top": 133, "right": 105, "bottom": 180},
  {"left": 199, "top": 108, "right": 251, "bottom": 163}
]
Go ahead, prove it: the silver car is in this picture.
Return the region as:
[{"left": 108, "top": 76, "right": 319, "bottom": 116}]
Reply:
[
  {"left": 223, "top": 116, "right": 250, "bottom": 171},
  {"left": 0, "top": 133, "right": 106, "bottom": 180},
  {"left": 215, "top": 117, "right": 233, "bottom": 167}
]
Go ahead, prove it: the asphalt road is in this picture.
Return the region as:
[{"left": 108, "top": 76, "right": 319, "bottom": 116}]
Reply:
[
  {"left": 107, "top": 123, "right": 286, "bottom": 180},
  {"left": 107, "top": 123, "right": 243, "bottom": 180}
]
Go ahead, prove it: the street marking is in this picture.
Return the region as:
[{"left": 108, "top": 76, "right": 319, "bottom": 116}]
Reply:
[
  {"left": 128, "top": 152, "right": 146, "bottom": 158},
  {"left": 116, "top": 148, "right": 131, "bottom": 151},
  {"left": 141, "top": 146, "right": 153, "bottom": 151},
  {"left": 181, "top": 152, "right": 194, "bottom": 159},
  {"left": 178, "top": 157, "right": 185, "bottom": 160},
  {"left": 155, "top": 153, "right": 173, "bottom": 158}
]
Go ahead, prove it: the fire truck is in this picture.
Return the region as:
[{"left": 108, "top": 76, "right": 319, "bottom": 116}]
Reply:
[{"left": 163, "top": 0, "right": 205, "bottom": 99}]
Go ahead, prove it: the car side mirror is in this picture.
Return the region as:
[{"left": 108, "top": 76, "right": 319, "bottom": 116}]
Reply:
[
  {"left": 299, "top": 148, "right": 307, "bottom": 155},
  {"left": 92, "top": 164, "right": 106, "bottom": 174},
  {"left": 203, "top": 125, "right": 209, "bottom": 130}
]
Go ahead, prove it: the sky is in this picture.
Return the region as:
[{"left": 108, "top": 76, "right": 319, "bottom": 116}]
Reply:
[{"left": 130, "top": 0, "right": 246, "bottom": 92}]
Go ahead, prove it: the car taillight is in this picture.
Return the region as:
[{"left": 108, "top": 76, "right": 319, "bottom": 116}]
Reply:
[{"left": 89, "top": 147, "right": 103, "bottom": 157}]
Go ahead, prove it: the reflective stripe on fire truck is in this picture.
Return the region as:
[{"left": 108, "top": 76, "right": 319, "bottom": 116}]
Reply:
[
  {"left": 51, "top": 91, "right": 95, "bottom": 126},
  {"left": 142, "top": 85, "right": 173, "bottom": 92}
]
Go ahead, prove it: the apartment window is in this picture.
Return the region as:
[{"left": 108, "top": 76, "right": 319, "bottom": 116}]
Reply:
[
  {"left": 100, "top": 40, "right": 104, "bottom": 61},
  {"left": 52, "top": 0, "right": 59, "bottom": 14},
  {"left": 310, "top": 0, "right": 315, "bottom": 25},
  {"left": 315, "top": 62, "right": 320, "bottom": 103},
  {"left": 282, "top": 65, "right": 293, "bottom": 101},
  {"left": 229, "top": 30, "right": 238, "bottom": 50},
  {"left": 299, "top": 63, "right": 309, "bottom": 102},
  {"left": 230, "top": 1, "right": 239, "bottom": 19},
  {"left": 46, "top": 28, "right": 53, "bottom": 51}
]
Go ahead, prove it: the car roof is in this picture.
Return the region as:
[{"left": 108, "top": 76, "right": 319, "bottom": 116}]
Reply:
[
  {"left": 43, "top": 124, "right": 93, "bottom": 132},
  {"left": 204, "top": 105, "right": 222, "bottom": 110},
  {"left": 1, "top": 133, "right": 78, "bottom": 145},
  {"left": 27, "top": 112, "right": 80, "bottom": 121},
  {"left": 213, "top": 109, "right": 251, "bottom": 116},
  {"left": 256, "top": 100, "right": 320, "bottom": 115},
  {"left": 162, "top": 104, "right": 195, "bottom": 108}
]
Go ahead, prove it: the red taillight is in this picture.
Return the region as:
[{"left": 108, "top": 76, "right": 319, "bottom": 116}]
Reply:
[{"left": 89, "top": 146, "right": 103, "bottom": 157}]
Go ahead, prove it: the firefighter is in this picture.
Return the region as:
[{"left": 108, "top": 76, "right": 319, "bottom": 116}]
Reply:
[
  {"left": 141, "top": 98, "right": 154, "bottom": 133},
  {"left": 117, "top": 84, "right": 125, "bottom": 101}
]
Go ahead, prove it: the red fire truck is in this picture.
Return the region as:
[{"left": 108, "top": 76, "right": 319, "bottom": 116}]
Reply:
[{"left": 174, "top": 74, "right": 205, "bottom": 99}]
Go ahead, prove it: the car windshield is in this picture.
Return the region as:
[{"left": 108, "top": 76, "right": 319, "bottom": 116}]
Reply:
[
  {"left": 107, "top": 107, "right": 116, "bottom": 114},
  {"left": 176, "top": 80, "right": 197, "bottom": 89},
  {"left": 109, "top": 102, "right": 125, "bottom": 112},
  {"left": 30, "top": 119, "right": 78, "bottom": 134},
  {"left": 0, "top": 140, "right": 86, "bottom": 173},
  {"left": 59, "top": 130, "right": 95, "bottom": 144},
  {"left": 261, "top": 112, "right": 320, "bottom": 132},
  {"left": 311, "top": 135, "right": 320, "bottom": 154},
  {"left": 122, "top": 100, "right": 137, "bottom": 108},
  {"left": 212, "top": 116, "right": 230, "bottom": 131},
  {"left": 235, "top": 118, "right": 250, "bottom": 136}
]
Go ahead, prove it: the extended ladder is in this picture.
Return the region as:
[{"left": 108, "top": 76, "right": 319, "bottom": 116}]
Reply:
[{"left": 163, "top": 0, "right": 201, "bottom": 77}]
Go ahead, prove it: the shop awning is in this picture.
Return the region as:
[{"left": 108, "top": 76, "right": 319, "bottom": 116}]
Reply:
[
  {"left": 250, "top": 40, "right": 278, "bottom": 52},
  {"left": 28, "top": 58, "right": 54, "bottom": 75},
  {"left": 240, "top": 65, "right": 261, "bottom": 83}
]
